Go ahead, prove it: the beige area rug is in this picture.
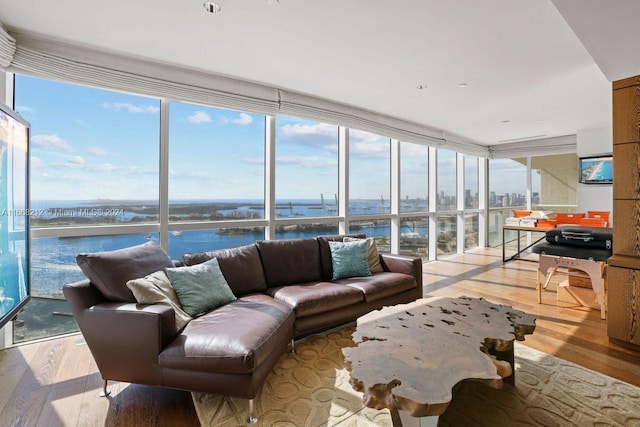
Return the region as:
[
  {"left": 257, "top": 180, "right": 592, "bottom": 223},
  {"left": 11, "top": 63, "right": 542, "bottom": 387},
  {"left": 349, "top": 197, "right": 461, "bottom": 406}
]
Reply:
[{"left": 192, "top": 326, "right": 640, "bottom": 427}]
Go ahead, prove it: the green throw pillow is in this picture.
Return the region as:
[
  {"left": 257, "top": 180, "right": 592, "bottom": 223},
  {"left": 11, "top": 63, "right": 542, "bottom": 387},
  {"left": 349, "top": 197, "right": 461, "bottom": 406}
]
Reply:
[
  {"left": 165, "top": 257, "right": 236, "bottom": 317},
  {"left": 329, "top": 239, "right": 372, "bottom": 280}
]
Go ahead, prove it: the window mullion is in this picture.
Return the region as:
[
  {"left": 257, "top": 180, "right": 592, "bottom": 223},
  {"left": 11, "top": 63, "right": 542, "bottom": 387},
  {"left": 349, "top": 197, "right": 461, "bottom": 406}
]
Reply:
[
  {"left": 265, "top": 116, "right": 276, "bottom": 240},
  {"left": 159, "top": 99, "right": 170, "bottom": 251}
]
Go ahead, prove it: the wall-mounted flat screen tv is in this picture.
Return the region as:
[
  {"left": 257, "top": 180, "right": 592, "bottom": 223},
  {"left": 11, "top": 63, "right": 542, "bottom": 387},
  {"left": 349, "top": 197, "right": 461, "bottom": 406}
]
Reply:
[
  {"left": 579, "top": 155, "right": 613, "bottom": 184},
  {"left": 0, "top": 101, "right": 30, "bottom": 330}
]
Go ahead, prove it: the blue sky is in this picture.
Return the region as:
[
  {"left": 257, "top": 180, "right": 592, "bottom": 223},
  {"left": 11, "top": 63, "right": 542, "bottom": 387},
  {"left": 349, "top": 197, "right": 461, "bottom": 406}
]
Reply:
[{"left": 15, "top": 75, "right": 511, "bottom": 203}]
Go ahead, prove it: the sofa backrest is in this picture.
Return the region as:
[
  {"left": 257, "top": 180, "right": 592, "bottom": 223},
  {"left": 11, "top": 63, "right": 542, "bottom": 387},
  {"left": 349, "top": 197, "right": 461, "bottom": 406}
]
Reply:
[
  {"left": 182, "top": 244, "right": 267, "bottom": 296},
  {"left": 256, "top": 238, "right": 323, "bottom": 288},
  {"left": 317, "top": 234, "right": 366, "bottom": 280}
]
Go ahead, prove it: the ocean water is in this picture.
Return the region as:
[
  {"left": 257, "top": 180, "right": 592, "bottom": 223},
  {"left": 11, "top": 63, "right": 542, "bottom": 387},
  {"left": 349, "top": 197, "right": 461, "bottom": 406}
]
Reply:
[
  {"left": 29, "top": 199, "right": 428, "bottom": 298},
  {"left": 593, "top": 160, "right": 613, "bottom": 180}
]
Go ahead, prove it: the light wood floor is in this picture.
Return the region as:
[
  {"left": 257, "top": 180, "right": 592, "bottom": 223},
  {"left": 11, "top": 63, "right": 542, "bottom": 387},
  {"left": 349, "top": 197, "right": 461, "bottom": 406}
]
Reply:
[{"left": 1, "top": 248, "right": 639, "bottom": 427}]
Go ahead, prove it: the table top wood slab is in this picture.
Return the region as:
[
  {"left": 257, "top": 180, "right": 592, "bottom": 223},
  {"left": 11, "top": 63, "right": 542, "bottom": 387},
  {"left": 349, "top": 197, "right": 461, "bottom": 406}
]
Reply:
[{"left": 343, "top": 296, "right": 536, "bottom": 418}]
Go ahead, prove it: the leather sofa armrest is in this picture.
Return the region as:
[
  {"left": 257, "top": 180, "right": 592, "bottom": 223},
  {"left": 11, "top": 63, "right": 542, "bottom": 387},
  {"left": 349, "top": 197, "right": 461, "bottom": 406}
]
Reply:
[
  {"left": 63, "top": 279, "right": 176, "bottom": 383},
  {"left": 63, "top": 279, "right": 109, "bottom": 312},
  {"left": 380, "top": 254, "right": 423, "bottom": 289}
]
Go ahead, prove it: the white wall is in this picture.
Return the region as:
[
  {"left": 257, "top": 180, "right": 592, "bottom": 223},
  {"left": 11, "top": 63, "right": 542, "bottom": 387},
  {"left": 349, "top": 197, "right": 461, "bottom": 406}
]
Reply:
[{"left": 576, "top": 126, "right": 613, "bottom": 223}]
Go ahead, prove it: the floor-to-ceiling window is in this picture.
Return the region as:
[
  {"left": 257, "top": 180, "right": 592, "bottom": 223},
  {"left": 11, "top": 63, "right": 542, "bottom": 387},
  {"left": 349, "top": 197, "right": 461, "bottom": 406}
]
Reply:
[
  {"left": 488, "top": 154, "right": 579, "bottom": 251},
  {"left": 436, "top": 149, "right": 457, "bottom": 255},
  {"left": 488, "top": 157, "right": 527, "bottom": 247},
  {"left": 399, "top": 142, "right": 429, "bottom": 259},
  {"left": 349, "top": 130, "right": 391, "bottom": 252},
  {"left": 15, "top": 75, "right": 161, "bottom": 342},
  {"left": 9, "top": 73, "right": 491, "bottom": 344},
  {"left": 168, "top": 101, "right": 266, "bottom": 258},
  {"left": 274, "top": 116, "right": 339, "bottom": 238},
  {"left": 464, "top": 155, "right": 480, "bottom": 249}
]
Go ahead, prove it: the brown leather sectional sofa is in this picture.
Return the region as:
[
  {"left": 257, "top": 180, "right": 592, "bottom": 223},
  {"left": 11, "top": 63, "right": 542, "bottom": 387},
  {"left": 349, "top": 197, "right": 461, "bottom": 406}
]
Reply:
[{"left": 64, "top": 235, "right": 422, "bottom": 422}]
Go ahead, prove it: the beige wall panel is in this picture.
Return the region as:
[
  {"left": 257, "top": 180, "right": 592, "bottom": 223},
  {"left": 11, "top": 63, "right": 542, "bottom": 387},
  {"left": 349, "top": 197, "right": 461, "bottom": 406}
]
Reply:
[
  {"left": 613, "top": 143, "right": 640, "bottom": 200},
  {"left": 613, "top": 84, "right": 640, "bottom": 145},
  {"left": 607, "top": 266, "right": 640, "bottom": 345},
  {"left": 613, "top": 199, "right": 640, "bottom": 256}
]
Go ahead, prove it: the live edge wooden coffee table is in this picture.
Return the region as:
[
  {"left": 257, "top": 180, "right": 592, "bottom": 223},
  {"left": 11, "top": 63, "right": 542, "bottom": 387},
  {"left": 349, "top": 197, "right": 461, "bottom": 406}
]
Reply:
[{"left": 343, "top": 296, "right": 536, "bottom": 427}]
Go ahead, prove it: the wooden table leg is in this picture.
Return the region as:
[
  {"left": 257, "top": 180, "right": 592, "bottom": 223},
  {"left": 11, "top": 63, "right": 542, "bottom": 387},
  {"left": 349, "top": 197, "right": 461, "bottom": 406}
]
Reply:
[
  {"left": 390, "top": 408, "right": 403, "bottom": 427},
  {"left": 488, "top": 342, "right": 515, "bottom": 386}
]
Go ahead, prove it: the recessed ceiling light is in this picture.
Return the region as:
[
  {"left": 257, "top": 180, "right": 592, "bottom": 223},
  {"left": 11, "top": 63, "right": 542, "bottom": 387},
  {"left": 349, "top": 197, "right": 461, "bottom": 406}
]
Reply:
[
  {"left": 416, "top": 84, "right": 428, "bottom": 90},
  {"left": 458, "top": 83, "right": 468, "bottom": 88},
  {"left": 268, "top": 0, "right": 280, "bottom": 5},
  {"left": 203, "top": 1, "right": 222, "bottom": 14}
]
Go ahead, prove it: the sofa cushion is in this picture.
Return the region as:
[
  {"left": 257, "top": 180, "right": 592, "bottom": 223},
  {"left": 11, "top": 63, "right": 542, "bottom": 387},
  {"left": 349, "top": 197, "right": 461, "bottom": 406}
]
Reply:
[
  {"left": 165, "top": 258, "right": 237, "bottom": 317},
  {"left": 318, "top": 234, "right": 366, "bottom": 280},
  {"left": 76, "top": 241, "right": 175, "bottom": 302},
  {"left": 329, "top": 240, "right": 371, "bottom": 280},
  {"left": 343, "top": 236, "right": 384, "bottom": 273},
  {"left": 126, "top": 270, "right": 192, "bottom": 331},
  {"left": 256, "top": 239, "right": 323, "bottom": 288},
  {"left": 182, "top": 244, "right": 267, "bottom": 296},
  {"left": 158, "top": 294, "right": 294, "bottom": 374},
  {"left": 336, "top": 272, "right": 417, "bottom": 303},
  {"left": 266, "top": 281, "right": 364, "bottom": 317}
]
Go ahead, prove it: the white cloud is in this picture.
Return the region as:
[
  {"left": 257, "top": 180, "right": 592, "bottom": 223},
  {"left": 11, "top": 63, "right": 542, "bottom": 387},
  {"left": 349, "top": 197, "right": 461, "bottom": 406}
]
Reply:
[
  {"left": 88, "top": 147, "right": 109, "bottom": 156},
  {"left": 187, "top": 111, "right": 212, "bottom": 124},
  {"left": 401, "top": 143, "right": 430, "bottom": 157},
  {"left": 30, "top": 156, "right": 44, "bottom": 169},
  {"left": 350, "top": 141, "right": 389, "bottom": 158},
  {"left": 69, "top": 156, "right": 85, "bottom": 165},
  {"left": 278, "top": 123, "right": 339, "bottom": 154},
  {"left": 242, "top": 157, "right": 264, "bottom": 165},
  {"left": 125, "top": 165, "right": 157, "bottom": 176},
  {"left": 31, "top": 134, "right": 73, "bottom": 152},
  {"left": 219, "top": 112, "right": 254, "bottom": 126},
  {"left": 277, "top": 155, "right": 336, "bottom": 169},
  {"left": 95, "top": 163, "right": 118, "bottom": 172},
  {"left": 102, "top": 102, "right": 160, "bottom": 114},
  {"left": 75, "top": 118, "right": 90, "bottom": 127},
  {"left": 349, "top": 129, "right": 390, "bottom": 143},
  {"left": 280, "top": 123, "right": 337, "bottom": 138},
  {"left": 232, "top": 112, "right": 253, "bottom": 126}
]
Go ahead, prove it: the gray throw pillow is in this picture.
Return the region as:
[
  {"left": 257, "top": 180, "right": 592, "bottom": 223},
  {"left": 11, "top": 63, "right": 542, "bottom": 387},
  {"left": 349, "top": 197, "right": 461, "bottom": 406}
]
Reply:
[{"left": 165, "top": 257, "right": 236, "bottom": 317}]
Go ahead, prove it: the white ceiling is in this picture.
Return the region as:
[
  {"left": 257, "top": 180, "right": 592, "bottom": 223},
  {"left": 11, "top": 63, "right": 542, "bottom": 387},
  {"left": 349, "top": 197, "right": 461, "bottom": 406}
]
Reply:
[{"left": 0, "top": 0, "right": 635, "bottom": 147}]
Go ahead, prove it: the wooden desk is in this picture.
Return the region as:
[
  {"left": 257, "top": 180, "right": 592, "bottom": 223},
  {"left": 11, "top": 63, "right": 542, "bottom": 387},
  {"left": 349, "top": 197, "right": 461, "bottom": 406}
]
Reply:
[
  {"left": 343, "top": 296, "right": 536, "bottom": 427},
  {"left": 502, "top": 225, "right": 552, "bottom": 262}
]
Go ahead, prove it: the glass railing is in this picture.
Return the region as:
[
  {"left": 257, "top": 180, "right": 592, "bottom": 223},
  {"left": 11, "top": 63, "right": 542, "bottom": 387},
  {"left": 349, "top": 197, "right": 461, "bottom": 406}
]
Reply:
[{"left": 488, "top": 205, "right": 578, "bottom": 250}]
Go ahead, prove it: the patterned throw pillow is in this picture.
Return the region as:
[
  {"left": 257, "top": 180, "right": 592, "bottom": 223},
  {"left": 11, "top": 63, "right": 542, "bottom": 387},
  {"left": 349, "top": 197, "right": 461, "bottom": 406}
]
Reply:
[
  {"left": 329, "top": 239, "right": 372, "bottom": 280},
  {"left": 343, "top": 236, "right": 384, "bottom": 273},
  {"left": 126, "top": 270, "right": 192, "bottom": 331},
  {"left": 165, "top": 258, "right": 237, "bottom": 317}
]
